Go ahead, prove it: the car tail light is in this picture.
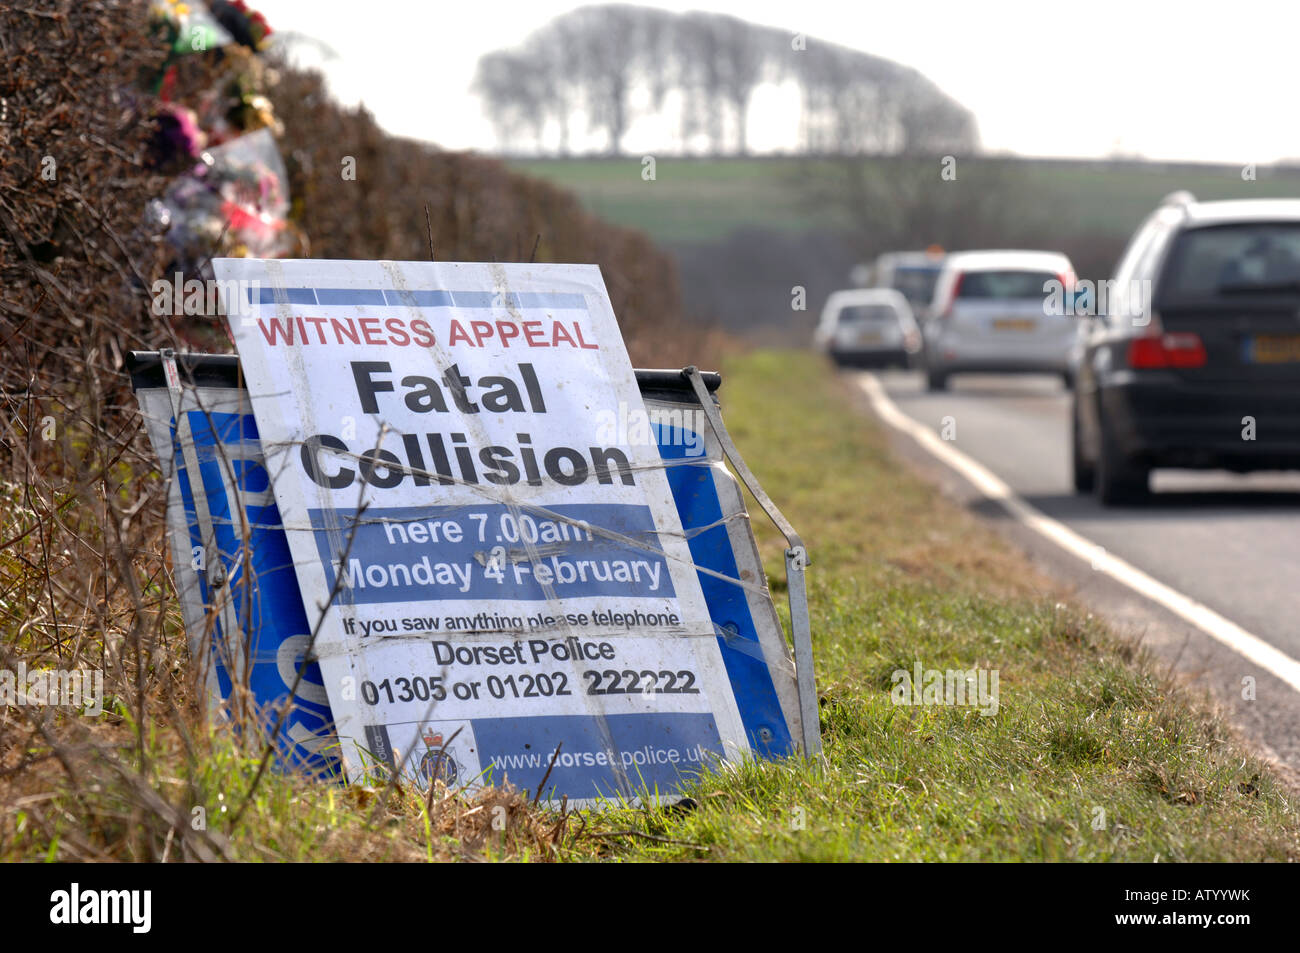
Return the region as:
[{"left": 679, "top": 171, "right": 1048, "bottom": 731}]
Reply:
[
  {"left": 1126, "top": 332, "right": 1207, "bottom": 369},
  {"left": 938, "top": 272, "right": 964, "bottom": 319},
  {"left": 1056, "top": 270, "right": 1074, "bottom": 300}
]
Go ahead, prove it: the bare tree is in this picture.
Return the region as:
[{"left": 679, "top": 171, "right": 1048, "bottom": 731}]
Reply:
[
  {"left": 674, "top": 12, "right": 768, "bottom": 155},
  {"left": 564, "top": 5, "right": 650, "bottom": 154},
  {"left": 472, "top": 50, "right": 548, "bottom": 152},
  {"left": 473, "top": 4, "right": 979, "bottom": 158},
  {"left": 523, "top": 27, "right": 582, "bottom": 155}
]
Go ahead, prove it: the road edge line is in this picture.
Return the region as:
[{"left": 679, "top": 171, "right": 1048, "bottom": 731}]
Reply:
[{"left": 855, "top": 372, "right": 1300, "bottom": 695}]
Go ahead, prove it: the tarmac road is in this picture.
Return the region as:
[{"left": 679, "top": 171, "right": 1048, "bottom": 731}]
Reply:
[{"left": 860, "top": 369, "right": 1300, "bottom": 776}]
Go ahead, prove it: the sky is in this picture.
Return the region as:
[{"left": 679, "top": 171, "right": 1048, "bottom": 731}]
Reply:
[{"left": 252, "top": 0, "right": 1300, "bottom": 163}]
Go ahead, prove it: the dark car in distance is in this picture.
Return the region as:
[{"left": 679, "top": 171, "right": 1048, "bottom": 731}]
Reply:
[{"left": 1072, "top": 195, "right": 1300, "bottom": 504}]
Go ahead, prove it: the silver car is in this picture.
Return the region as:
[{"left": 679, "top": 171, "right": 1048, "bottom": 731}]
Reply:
[
  {"left": 814, "top": 288, "right": 922, "bottom": 368},
  {"left": 922, "top": 250, "right": 1078, "bottom": 391}
]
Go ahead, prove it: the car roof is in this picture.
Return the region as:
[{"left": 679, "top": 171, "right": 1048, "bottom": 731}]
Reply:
[
  {"left": 876, "top": 250, "right": 945, "bottom": 268},
  {"left": 940, "top": 249, "right": 1071, "bottom": 272},
  {"left": 825, "top": 288, "right": 910, "bottom": 309},
  {"left": 1179, "top": 198, "right": 1300, "bottom": 226}
]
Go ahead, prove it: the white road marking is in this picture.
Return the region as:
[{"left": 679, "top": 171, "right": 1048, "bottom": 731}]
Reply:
[{"left": 856, "top": 372, "right": 1300, "bottom": 695}]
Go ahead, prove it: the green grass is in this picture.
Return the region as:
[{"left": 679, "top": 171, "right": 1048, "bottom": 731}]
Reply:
[{"left": 511, "top": 156, "right": 1300, "bottom": 245}]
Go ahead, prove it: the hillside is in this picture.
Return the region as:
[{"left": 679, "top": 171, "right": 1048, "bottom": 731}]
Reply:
[
  {"left": 512, "top": 155, "right": 1300, "bottom": 245},
  {"left": 511, "top": 156, "right": 1300, "bottom": 334}
]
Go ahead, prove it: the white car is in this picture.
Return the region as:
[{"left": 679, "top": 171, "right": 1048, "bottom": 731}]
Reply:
[
  {"left": 858, "top": 249, "right": 946, "bottom": 322},
  {"left": 814, "top": 288, "right": 922, "bottom": 368},
  {"left": 922, "top": 250, "right": 1078, "bottom": 391}
]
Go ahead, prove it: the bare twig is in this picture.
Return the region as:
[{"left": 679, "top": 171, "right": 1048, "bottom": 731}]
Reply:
[{"left": 532, "top": 741, "right": 562, "bottom": 806}]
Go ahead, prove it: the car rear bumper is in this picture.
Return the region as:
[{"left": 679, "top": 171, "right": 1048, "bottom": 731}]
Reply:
[
  {"left": 1099, "top": 374, "right": 1300, "bottom": 469},
  {"left": 925, "top": 333, "right": 1072, "bottom": 374},
  {"left": 926, "top": 355, "right": 1069, "bottom": 375},
  {"left": 831, "top": 347, "right": 911, "bottom": 368}
]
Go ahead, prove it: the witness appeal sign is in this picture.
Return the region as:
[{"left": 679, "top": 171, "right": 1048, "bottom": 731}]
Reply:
[{"left": 216, "top": 258, "right": 748, "bottom": 802}]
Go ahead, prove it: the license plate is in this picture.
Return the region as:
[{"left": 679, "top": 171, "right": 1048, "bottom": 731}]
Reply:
[
  {"left": 1246, "top": 333, "right": 1300, "bottom": 364},
  {"left": 992, "top": 318, "right": 1036, "bottom": 332},
  {"left": 854, "top": 331, "right": 883, "bottom": 344}
]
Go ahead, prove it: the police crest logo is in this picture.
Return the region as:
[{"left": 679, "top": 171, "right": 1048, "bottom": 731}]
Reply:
[{"left": 418, "top": 730, "right": 459, "bottom": 786}]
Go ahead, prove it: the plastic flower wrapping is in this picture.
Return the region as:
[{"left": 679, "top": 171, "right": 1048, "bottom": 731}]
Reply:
[
  {"left": 142, "top": 1, "right": 301, "bottom": 280},
  {"left": 161, "top": 128, "right": 299, "bottom": 272},
  {"left": 150, "top": 0, "right": 234, "bottom": 56}
]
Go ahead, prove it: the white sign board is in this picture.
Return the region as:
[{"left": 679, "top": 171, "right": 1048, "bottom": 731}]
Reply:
[{"left": 216, "top": 258, "right": 749, "bottom": 804}]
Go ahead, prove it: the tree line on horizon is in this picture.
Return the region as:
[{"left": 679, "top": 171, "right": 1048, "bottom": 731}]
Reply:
[{"left": 473, "top": 4, "right": 980, "bottom": 157}]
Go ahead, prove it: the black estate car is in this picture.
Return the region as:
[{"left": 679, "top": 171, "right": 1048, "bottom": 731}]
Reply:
[{"left": 1071, "top": 194, "right": 1300, "bottom": 504}]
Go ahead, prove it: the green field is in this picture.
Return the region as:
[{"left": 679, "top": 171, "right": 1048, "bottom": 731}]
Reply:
[
  {"left": 511, "top": 158, "right": 824, "bottom": 243},
  {"left": 511, "top": 156, "right": 1300, "bottom": 246}
]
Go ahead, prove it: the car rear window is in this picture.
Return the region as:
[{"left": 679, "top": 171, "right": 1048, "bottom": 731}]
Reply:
[
  {"left": 838, "top": 304, "right": 898, "bottom": 324},
  {"left": 1159, "top": 223, "right": 1300, "bottom": 298},
  {"left": 890, "top": 266, "right": 940, "bottom": 305},
  {"left": 956, "top": 270, "right": 1058, "bottom": 299}
]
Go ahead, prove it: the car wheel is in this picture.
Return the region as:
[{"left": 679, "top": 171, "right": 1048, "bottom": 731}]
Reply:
[
  {"left": 1094, "top": 412, "right": 1149, "bottom": 505},
  {"left": 926, "top": 370, "right": 948, "bottom": 392},
  {"left": 1070, "top": 397, "right": 1094, "bottom": 494}
]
